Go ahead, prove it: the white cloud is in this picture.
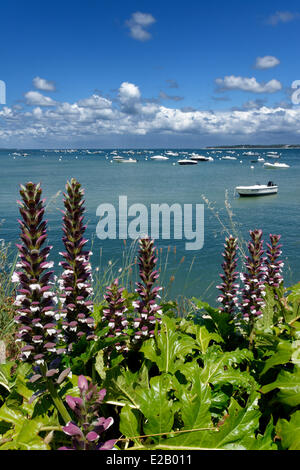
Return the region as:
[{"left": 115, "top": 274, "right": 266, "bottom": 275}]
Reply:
[
  {"left": 267, "top": 11, "right": 300, "bottom": 26},
  {"left": 77, "top": 94, "right": 112, "bottom": 108},
  {"left": 255, "top": 56, "right": 280, "bottom": 69},
  {"left": 33, "top": 76, "right": 56, "bottom": 91},
  {"left": 125, "top": 12, "right": 156, "bottom": 41},
  {"left": 2, "top": 81, "right": 300, "bottom": 146},
  {"left": 24, "top": 91, "right": 56, "bottom": 106},
  {"left": 215, "top": 75, "right": 282, "bottom": 93}
]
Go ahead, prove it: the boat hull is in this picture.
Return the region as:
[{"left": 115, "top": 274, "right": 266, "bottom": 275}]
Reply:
[{"left": 236, "top": 186, "right": 278, "bottom": 196}]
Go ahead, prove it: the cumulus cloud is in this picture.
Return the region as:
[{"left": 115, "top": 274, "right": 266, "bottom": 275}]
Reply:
[
  {"left": 267, "top": 11, "right": 300, "bottom": 26},
  {"left": 77, "top": 94, "right": 112, "bottom": 109},
  {"left": 255, "top": 56, "right": 280, "bottom": 69},
  {"left": 125, "top": 12, "right": 156, "bottom": 41},
  {"left": 215, "top": 75, "right": 282, "bottom": 93},
  {"left": 24, "top": 91, "right": 56, "bottom": 106},
  {"left": 118, "top": 82, "right": 141, "bottom": 113},
  {"left": 33, "top": 76, "right": 56, "bottom": 91},
  {"left": 2, "top": 81, "right": 300, "bottom": 146}
]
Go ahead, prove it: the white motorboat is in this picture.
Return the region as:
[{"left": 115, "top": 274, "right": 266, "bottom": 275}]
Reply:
[
  {"left": 266, "top": 152, "right": 280, "bottom": 159},
  {"left": 222, "top": 156, "right": 237, "bottom": 160},
  {"left": 165, "top": 151, "right": 179, "bottom": 156},
  {"left": 119, "top": 158, "right": 137, "bottom": 163},
  {"left": 264, "top": 162, "right": 289, "bottom": 169},
  {"left": 150, "top": 155, "right": 169, "bottom": 161},
  {"left": 112, "top": 155, "right": 124, "bottom": 161},
  {"left": 177, "top": 159, "right": 198, "bottom": 165},
  {"left": 190, "top": 154, "right": 210, "bottom": 161},
  {"left": 235, "top": 182, "right": 278, "bottom": 197}
]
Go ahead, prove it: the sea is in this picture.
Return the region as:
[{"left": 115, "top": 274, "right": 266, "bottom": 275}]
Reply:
[{"left": 0, "top": 148, "right": 299, "bottom": 306}]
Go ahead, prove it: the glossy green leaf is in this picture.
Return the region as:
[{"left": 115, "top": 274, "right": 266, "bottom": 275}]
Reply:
[
  {"left": 141, "top": 317, "right": 197, "bottom": 374},
  {"left": 136, "top": 375, "right": 174, "bottom": 439},
  {"left": 119, "top": 405, "right": 142, "bottom": 446},
  {"left": 276, "top": 410, "right": 300, "bottom": 450},
  {"left": 260, "top": 341, "right": 293, "bottom": 376},
  {"left": 261, "top": 365, "right": 300, "bottom": 406}
]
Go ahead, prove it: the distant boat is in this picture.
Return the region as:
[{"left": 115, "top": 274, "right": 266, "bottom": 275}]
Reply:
[
  {"left": 112, "top": 155, "right": 124, "bottom": 161},
  {"left": 222, "top": 156, "right": 237, "bottom": 160},
  {"left": 177, "top": 159, "right": 198, "bottom": 165},
  {"left": 165, "top": 151, "right": 179, "bottom": 156},
  {"left": 266, "top": 152, "right": 280, "bottom": 159},
  {"left": 150, "top": 155, "right": 169, "bottom": 161},
  {"left": 190, "top": 154, "right": 212, "bottom": 161},
  {"left": 264, "top": 162, "right": 290, "bottom": 169},
  {"left": 235, "top": 182, "right": 278, "bottom": 197},
  {"left": 119, "top": 158, "right": 137, "bottom": 163}
]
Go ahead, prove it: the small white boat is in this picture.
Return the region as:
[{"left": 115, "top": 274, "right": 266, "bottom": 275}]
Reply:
[
  {"left": 112, "top": 155, "right": 124, "bottom": 161},
  {"left": 236, "top": 182, "right": 278, "bottom": 197},
  {"left": 222, "top": 156, "right": 237, "bottom": 160},
  {"left": 150, "top": 155, "right": 169, "bottom": 161},
  {"left": 190, "top": 154, "right": 210, "bottom": 161},
  {"left": 264, "top": 162, "right": 289, "bottom": 169},
  {"left": 177, "top": 159, "right": 198, "bottom": 165},
  {"left": 119, "top": 158, "right": 137, "bottom": 163},
  {"left": 165, "top": 151, "right": 179, "bottom": 156},
  {"left": 266, "top": 152, "right": 280, "bottom": 159}
]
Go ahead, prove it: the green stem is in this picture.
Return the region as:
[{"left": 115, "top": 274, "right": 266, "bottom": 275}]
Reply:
[
  {"left": 40, "top": 364, "right": 71, "bottom": 424},
  {"left": 46, "top": 377, "right": 71, "bottom": 424}
]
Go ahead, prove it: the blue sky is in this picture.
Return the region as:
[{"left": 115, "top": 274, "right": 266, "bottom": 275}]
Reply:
[{"left": 0, "top": 0, "right": 300, "bottom": 147}]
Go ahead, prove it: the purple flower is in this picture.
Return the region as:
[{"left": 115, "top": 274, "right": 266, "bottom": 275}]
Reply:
[
  {"left": 132, "top": 238, "right": 162, "bottom": 342},
  {"left": 265, "top": 234, "right": 284, "bottom": 289},
  {"left": 241, "top": 230, "right": 267, "bottom": 323},
  {"left": 59, "top": 375, "right": 116, "bottom": 451},
  {"left": 217, "top": 236, "right": 239, "bottom": 316},
  {"left": 102, "top": 278, "right": 129, "bottom": 356},
  {"left": 59, "top": 179, "right": 95, "bottom": 350},
  {"left": 13, "top": 182, "right": 57, "bottom": 365}
]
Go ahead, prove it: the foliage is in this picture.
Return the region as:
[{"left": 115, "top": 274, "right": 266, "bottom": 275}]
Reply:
[{"left": 0, "top": 180, "right": 299, "bottom": 450}]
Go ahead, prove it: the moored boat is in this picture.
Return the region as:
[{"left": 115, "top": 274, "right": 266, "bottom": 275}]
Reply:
[
  {"left": 150, "top": 155, "right": 169, "bottom": 161},
  {"left": 264, "top": 162, "right": 289, "bottom": 169},
  {"left": 177, "top": 159, "right": 198, "bottom": 165},
  {"left": 235, "top": 182, "right": 278, "bottom": 197}
]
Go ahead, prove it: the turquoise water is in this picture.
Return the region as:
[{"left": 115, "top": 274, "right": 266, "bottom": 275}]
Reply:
[{"left": 1, "top": 148, "right": 299, "bottom": 304}]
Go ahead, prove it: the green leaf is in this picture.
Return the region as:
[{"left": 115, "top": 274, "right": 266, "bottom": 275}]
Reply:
[
  {"left": 141, "top": 317, "right": 198, "bottom": 374},
  {"left": 95, "top": 349, "right": 106, "bottom": 380},
  {"left": 192, "top": 347, "right": 256, "bottom": 392},
  {"left": 256, "top": 286, "right": 276, "bottom": 330},
  {"left": 171, "top": 373, "right": 213, "bottom": 432},
  {"left": 102, "top": 368, "right": 142, "bottom": 409},
  {"left": 136, "top": 375, "right": 174, "bottom": 440},
  {"left": 0, "top": 362, "right": 15, "bottom": 392},
  {"left": 154, "top": 393, "right": 261, "bottom": 450},
  {"left": 0, "top": 419, "right": 49, "bottom": 450},
  {"left": 260, "top": 341, "right": 293, "bottom": 376},
  {"left": 276, "top": 410, "right": 300, "bottom": 450},
  {"left": 261, "top": 365, "right": 300, "bottom": 406},
  {"left": 119, "top": 405, "right": 142, "bottom": 445},
  {"left": 195, "top": 325, "right": 223, "bottom": 353},
  {"left": 0, "top": 403, "right": 24, "bottom": 425}
]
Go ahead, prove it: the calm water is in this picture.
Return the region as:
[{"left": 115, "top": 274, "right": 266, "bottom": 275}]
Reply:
[{"left": 1, "top": 148, "right": 299, "bottom": 304}]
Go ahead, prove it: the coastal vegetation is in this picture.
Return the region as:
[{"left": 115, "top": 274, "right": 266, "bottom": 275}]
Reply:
[{"left": 0, "top": 179, "right": 299, "bottom": 450}]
